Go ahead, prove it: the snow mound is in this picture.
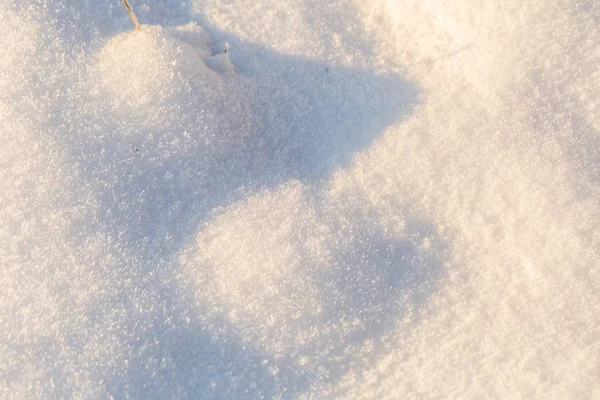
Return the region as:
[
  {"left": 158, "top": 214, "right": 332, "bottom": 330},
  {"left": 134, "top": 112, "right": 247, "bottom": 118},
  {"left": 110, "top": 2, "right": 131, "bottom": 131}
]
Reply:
[
  {"left": 181, "top": 181, "right": 444, "bottom": 386},
  {"left": 93, "top": 24, "right": 235, "bottom": 130}
]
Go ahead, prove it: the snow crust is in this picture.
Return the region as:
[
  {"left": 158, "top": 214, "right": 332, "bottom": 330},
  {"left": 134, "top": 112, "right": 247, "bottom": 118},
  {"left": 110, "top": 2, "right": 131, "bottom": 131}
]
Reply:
[{"left": 1, "top": 0, "right": 599, "bottom": 398}]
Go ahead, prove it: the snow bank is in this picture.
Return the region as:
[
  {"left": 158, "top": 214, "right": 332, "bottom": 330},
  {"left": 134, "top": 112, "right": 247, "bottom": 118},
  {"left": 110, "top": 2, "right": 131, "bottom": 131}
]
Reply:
[{"left": 1, "top": 0, "right": 599, "bottom": 398}]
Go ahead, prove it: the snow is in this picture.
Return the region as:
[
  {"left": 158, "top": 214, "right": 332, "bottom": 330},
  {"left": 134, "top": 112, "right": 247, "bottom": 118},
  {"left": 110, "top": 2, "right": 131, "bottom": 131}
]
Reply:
[{"left": 1, "top": 0, "right": 599, "bottom": 398}]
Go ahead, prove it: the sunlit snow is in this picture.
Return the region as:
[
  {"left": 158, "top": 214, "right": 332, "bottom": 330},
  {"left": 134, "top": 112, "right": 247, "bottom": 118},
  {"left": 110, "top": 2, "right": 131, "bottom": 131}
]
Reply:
[{"left": 1, "top": 0, "right": 599, "bottom": 398}]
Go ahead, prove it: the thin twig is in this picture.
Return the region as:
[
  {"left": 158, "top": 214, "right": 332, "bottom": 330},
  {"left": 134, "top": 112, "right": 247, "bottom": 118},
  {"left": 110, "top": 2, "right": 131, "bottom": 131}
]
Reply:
[{"left": 122, "top": 0, "right": 141, "bottom": 31}]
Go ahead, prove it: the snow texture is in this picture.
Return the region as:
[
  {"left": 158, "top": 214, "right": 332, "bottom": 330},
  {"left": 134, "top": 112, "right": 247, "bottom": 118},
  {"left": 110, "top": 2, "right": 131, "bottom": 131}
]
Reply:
[{"left": 1, "top": 0, "right": 599, "bottom": 398}]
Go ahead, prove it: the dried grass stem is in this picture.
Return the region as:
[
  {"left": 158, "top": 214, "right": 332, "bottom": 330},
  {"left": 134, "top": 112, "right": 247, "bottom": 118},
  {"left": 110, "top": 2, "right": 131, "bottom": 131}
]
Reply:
[{"left": 122, "top": 0, "right": 141, "bottom": 31}]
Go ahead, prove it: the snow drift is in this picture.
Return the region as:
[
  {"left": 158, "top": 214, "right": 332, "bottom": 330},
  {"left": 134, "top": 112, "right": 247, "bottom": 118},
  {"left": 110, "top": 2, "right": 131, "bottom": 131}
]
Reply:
[{"left": 1, "top": 0, "right": 599, "bottom": 398}]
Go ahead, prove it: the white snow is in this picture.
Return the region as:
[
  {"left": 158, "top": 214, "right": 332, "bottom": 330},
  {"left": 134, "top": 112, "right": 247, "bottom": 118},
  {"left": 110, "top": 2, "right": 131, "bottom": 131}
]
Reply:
[{"left": 1, "top": 0, "right": 599, "bottom": 398}]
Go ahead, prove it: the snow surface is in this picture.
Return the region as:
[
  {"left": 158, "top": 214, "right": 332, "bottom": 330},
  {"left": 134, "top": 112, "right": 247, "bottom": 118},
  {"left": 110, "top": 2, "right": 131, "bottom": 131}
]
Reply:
[{"left": 1, "top": 0, "right": 599, "bottom": 398}]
